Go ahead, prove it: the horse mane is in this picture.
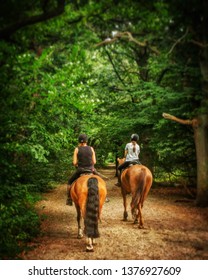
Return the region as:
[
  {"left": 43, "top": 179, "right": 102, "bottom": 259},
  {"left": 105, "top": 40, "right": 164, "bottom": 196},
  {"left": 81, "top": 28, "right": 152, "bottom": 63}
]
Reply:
[{"left": 84, "top": 177, "right": 100, "bottom": 238}]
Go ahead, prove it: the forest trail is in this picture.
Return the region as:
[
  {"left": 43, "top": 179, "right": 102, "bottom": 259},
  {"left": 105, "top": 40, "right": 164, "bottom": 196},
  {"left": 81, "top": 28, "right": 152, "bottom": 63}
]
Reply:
[{"left": 21, "top": 165, "right": 208, "bottom": 260}]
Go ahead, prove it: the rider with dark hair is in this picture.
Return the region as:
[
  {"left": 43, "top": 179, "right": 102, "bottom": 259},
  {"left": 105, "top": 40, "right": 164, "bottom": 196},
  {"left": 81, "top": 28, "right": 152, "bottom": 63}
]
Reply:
[
  {"left": 115, "top": 133, "right": 141, "bottom": 186},
  {"left": 66, "top": 133, "right": 97, "bottom": 205}
]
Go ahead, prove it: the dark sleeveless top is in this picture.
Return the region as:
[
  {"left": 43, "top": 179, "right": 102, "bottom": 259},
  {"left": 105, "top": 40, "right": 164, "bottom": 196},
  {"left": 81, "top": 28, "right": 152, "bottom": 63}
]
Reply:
[{"left": 77, "top": 146, "right": 93, "bottom": 169}]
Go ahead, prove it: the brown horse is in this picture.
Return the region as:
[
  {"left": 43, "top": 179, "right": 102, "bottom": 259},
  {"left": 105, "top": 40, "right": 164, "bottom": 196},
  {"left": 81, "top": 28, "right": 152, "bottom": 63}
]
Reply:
[
  {"left": 117, "top": 158, "right": 153, "bottom": 229},
  {"left": 70, "top": 174, "right": 107, "bottom": 252}
]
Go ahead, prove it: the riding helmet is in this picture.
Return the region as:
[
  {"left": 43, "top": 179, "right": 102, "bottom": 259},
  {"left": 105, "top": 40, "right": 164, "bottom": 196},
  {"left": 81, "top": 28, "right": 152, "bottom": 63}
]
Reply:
[
  {"left": 78, "top": 133, "right": 88, "bottom": 143},
  {"left": 131, "top": 133, "right": 139, "bottom": 142}
]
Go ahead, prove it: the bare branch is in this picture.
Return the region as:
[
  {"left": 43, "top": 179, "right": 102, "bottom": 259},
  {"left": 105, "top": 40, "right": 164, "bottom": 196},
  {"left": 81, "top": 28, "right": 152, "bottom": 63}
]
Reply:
[
  {"left": 167, "top": 28, "right": 189, "bottom": 55},
  {"left": 121, "top": 31, "right": 147, "bottom": 47},
  {"left": 190, "top": 39, "right": 208, "bottom": 48},
  {"left": 95, "top": 31, "right": 160, "bottom": 55},
  {"left": 105, "top": 49, "right": 125, "bottom": 86},
  {"left": 162, "top": 113, "right": 193, "bottom": 126},
  {"left": 95, "top": 37, "right": 118, "bottom": 47}
]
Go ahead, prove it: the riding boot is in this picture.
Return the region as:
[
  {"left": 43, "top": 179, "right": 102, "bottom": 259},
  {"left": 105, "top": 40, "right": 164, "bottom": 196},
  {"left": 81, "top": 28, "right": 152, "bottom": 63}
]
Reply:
[
  {"left": 66, "top": 184, "right": 73, "bottom": 206},
  {"left": 115, "top": 172, "right": 121, "bottom": 187}
]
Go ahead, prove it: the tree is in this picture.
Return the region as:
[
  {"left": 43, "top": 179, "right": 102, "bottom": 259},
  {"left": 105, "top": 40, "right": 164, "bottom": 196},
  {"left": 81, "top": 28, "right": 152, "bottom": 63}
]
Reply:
[
  {"left": 162, "top": 113, "right": 208, "bottom": 206},
  {"left": 161, "top": 0, "right": 208, "bottom": 206}
]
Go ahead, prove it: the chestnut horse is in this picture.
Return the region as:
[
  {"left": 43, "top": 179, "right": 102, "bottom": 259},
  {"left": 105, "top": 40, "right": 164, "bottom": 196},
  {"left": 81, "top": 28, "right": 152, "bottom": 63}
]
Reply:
[
  {"left": 70, "top": 174, "right": 107, "bottom": 252},
  {"left": 117, "top": 158, "right": 153, "bottom": 228}
]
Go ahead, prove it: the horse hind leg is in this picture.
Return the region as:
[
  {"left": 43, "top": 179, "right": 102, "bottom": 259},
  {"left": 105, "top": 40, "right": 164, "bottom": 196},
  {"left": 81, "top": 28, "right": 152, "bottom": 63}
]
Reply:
[
  {"left": 131, "top": 198, "right": 143, "bottom": 227},
  {"left": 78, "top": 227, "right": 83, "bottom": 239},
  {"left": 86, "top": 237, "right": 94, "bottom": 252},
  {"left": 122, "top": 193, "right": 128, "bottom": 221},
  {"left": 130, "top": 203, "right": 138, "bottom": 224},
  {"left": 132, "top": 209, "right": 139, "bottom": 224},
  {"left": 92, "top": 238, "right": 97, "bottom": 245},
  {"left": 76, "top": 207, "right": 83, "bottom": 239},
  {"left": 123, "top": 210, "right": 128, "bottom": 221},
  {"left": 138, "top": 203, "right": 144, "bottom": 229}
]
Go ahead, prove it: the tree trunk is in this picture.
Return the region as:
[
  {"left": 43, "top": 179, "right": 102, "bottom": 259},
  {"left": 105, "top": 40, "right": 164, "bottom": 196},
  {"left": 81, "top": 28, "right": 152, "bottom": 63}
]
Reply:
[
  {"left": 195, "top": 10, "right": 208, "bottom": 205},
  {"left": 162, "top": 113, "right": 208, "bottom": 207},
  {"left": 193, "top": 115, "right": 208, "bottom": 206}
]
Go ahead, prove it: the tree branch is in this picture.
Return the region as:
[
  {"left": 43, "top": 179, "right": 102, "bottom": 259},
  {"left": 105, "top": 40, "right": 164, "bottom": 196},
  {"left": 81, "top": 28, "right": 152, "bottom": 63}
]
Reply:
[
  {"left": 105, "top": 49, "right": 126, "bottom": 86},
  {"left": 156, "top": 67, "right": 171, "bottom": 84},
  {"left": 95, "top": 31, "right": 160, "bottom": 55},
  {"left": 190, "top": 39, "right": 208, "bottom": 48},
  {"left": 162, "top": 113, "right": 193, "bottom": 126},
  {"left": 0, "top": 0, "right": 66, "bottom": 39},
  {"left": 167, "top": 27, "right": 189, "bottom": 55}
]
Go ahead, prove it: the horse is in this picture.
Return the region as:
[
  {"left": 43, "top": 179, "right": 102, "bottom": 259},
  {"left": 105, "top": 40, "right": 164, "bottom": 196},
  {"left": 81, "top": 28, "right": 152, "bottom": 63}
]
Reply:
[
  {"left": 70, "top": 174, "right": 107, "bottom": 252},
  {"left": 117, "top": 158, "right": 153, "bottom": 229}
]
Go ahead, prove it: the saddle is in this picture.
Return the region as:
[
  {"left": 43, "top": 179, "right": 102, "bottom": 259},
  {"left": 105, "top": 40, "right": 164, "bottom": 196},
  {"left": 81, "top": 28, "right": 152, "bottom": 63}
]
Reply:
[
  {"left": 129, "top": 160, "right": 141, "bottom": 166},
  {"left": 122, "top": 161, "right": 141, "bottom": 172},
  {"left": 79, "top": 168, "right": 93, "bottom": 177},
  {"left": 80, "top": 172, "right": 93, "bottom": 177}
]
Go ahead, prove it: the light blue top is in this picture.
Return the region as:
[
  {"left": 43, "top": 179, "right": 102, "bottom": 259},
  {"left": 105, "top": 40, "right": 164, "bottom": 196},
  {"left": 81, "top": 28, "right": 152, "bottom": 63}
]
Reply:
[{"left": 125, "top": 142, "right": 140, "bottom": 161}]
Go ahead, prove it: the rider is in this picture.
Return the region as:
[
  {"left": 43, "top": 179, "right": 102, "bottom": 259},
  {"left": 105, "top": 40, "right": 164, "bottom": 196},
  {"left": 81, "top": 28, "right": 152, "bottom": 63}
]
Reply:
[
  {"left": 115, "top": 133, "right": 141, "bottom": 187},
  {"left": 66, "top": 133, "right": 97, "bottom": 205}
]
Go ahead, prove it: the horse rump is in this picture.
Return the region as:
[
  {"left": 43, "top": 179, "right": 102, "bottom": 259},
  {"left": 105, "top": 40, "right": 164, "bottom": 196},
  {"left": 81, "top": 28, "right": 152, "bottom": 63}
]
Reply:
[{"left": 84, "top": 177, "right": 100, "bottom": 238}]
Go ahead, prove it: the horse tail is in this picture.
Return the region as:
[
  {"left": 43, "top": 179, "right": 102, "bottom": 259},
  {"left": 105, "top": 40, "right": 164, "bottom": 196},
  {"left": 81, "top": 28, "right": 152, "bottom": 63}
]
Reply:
[
  {"left": 84, "top": 177, "right": 100, "bottom": 238},
  {"left": 131, "top": 168, "right": 146, "bottom": 212}
]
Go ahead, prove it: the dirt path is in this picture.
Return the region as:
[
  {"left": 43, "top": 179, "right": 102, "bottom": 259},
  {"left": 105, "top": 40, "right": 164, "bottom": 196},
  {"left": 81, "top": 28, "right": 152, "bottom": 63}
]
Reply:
[{"left": 21, "top": 166, "right": 208, "bottom": 260}]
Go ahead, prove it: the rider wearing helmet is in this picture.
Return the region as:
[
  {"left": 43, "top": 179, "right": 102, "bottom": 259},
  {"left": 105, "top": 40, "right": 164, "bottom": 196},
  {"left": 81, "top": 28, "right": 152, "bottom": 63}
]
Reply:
[
  {"left": 66, "top": 133, "right": 96, "bottom": 205},
  {"left": 115, "top": 133, "right": 141, "bottom": 186}
]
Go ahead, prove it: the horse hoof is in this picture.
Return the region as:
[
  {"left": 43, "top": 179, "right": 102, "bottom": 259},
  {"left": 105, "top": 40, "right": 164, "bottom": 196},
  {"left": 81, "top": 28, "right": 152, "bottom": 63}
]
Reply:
[
  {"left": 133, "top": 220, "right": 138, "bottom": 224},
  {"left": 77, "top": 234, "right": 83, "bottom": 239},
  {"left": 139, "top": 225, "right": 144, "bottom": 229},
  {"left": 86, "top": 246, "right": 94, "bottom": 252}
]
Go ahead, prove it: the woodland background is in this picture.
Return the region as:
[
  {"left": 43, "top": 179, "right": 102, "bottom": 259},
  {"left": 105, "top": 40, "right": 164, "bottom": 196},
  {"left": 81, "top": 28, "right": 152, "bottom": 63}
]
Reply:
[{"left": 0, "top": 0, "right": 207, "bottom": 259}]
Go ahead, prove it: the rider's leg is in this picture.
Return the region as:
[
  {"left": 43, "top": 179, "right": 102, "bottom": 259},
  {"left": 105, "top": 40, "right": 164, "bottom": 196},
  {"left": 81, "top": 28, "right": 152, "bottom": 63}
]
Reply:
[
  {"left": 66, "top": 170, "right": 80, "bottom": 206},
  {"left": 115, "top": 161, "right": 130, "bottom": 187},
  {"left": 66, "top": 184, "right": 73, "bottom": 206},
  {"left": 115, "top": 168, "right": 122, "bottom": 187}
]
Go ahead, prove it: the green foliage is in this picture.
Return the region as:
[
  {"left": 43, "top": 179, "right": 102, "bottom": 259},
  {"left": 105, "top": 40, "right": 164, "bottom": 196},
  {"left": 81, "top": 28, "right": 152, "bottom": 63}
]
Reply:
[
  {"left": 0, "top": 184, "right": 40, "bottom": 259},
  {"left": 0, "top": 0, "right": 204, "bottom": 258}
]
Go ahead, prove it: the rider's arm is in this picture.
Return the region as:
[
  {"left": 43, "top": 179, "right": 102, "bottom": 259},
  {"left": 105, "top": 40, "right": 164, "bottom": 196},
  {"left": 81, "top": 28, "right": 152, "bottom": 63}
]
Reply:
[
  {"left": 91, "top": 147, "right": 96, "bottom": 165},
  {"left": 124, "top": 149, "right": 128, "bottom": 158},
  {"left": 73, "top": 147, "right": 78, "bottom": 167}
]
